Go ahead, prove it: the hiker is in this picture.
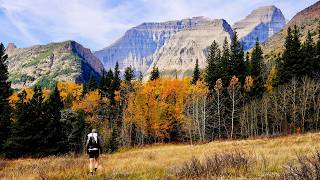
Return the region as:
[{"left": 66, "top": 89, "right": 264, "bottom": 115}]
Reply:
[{"left": 86, "top": 129, "right": 102, "bottom": 175}]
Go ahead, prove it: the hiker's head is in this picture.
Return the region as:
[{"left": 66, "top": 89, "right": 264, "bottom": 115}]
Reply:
[{"left": 92, "top": 129, "right": 98, "bottom": 133}]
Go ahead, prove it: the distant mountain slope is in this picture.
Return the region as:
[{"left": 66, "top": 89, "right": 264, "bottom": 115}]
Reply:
[
  {"left": 233, "top": 5, "right": 286, "bottom": 50},
  {"left": 95, "top": 5, "right": 287, "bottom": 78},
  {"left": 146, "top": 18, "right": 233, "bottom": 78},
  {"left": 6, "top": 41, "right": 104, "bottom": 89},
  {"left": 263, "top": 1, "right": 320, "bottom": 58}
]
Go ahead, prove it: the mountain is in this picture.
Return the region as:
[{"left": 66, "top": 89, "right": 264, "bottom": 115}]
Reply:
[
  {"left": 95, "top": 5, "right": 286, "bottom": 78},
  {"left": 94, "top": 16, "right": 218, "bottom": 74},
  {"left": 146, "top": 18, "right": 233, "bottom": 78},
  {"left": 233, "top": 5, "right": 286, "bottom": 50},
  {"left": 6, "top": 41, "right": 104, "bottom": 89},
  {"left": 263, "top": 1, "right": 320, "bottom": 58}
]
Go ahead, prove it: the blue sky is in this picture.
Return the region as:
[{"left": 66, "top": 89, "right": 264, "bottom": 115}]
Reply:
[{"left": 0, "top": 0, "right": 318, "bottom": 51}]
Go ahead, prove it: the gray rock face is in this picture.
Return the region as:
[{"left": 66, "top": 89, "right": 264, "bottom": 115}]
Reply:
[
  {"left": 233, "top": 5, "right": 286, "bottom": 50},
  {"left": 94, "top": 16, "right": 221, "bottom": 74},
  {"left": 95, "top": 5, "right": 286, "bottom": 78},
  {"left": 6, "top": 41, "right": 103, "bottom": 89},
  {"left": 146, "top": 18, "right": 233, "bottom": 78}
]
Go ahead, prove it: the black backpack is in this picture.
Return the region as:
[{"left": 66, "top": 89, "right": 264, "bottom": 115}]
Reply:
[{"left": 88, "top": 135, "right": 99, "bottom": 149}]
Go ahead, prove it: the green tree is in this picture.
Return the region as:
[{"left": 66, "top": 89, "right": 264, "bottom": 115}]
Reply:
[
  {"left": 191, "top": 59, "right": 200, "bottom": 84},
  {"left": 302, "top": 30, "right": 316, "bottom": 77},
  {"left": 204, "top": 40, "right": 221, "bottom": 90},
  {"left": 99, "top": 69, "right": 107, "bottom": 92},
  {"left": 150, "top": 65, "right": 160, "bottom": 81},
  {"left": 106, "top": 123, "right": 118, "bottom": 153},
  {"left": 229, "top": 32, "right": 247, "bottom": 84},
  {"left": 124, "top": 66, "right": 135, "bottom": 83},
  {"left": 279, "top": 25, "right": 303, "bottom": 83},
  {"left": 250, "top": 39, "right": 265, "bottom": 97},
  {"left": 87, "top": 74, "right": 97, "bottom": 91},
  {"left": 0, "top": 43, "right": 12, "bottom": 154},
  {"left": 113, "top": 62, "right": 121, "bottom": 91}
]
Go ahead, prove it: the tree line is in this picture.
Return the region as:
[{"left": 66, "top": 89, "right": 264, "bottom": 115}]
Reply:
[{"left": 0, "top": 24, "right": 319, "bottom": 157}]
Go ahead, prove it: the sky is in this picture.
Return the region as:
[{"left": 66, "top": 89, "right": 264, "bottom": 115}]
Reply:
[{"left": 0, "top": 0, "right": 318, "bottom": 51}]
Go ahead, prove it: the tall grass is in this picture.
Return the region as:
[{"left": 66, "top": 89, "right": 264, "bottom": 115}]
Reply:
[{"left": 1, "top": 133, "right": 320, "bottom": 179}]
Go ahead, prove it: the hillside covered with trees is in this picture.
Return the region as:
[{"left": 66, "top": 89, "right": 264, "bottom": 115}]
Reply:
[{"left": 0, "top": 23, "right": 320, "bottom": 158}]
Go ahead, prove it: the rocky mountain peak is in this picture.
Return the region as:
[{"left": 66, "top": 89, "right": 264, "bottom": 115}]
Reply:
[
  {"left": 233, "top": 5, "right": 286, "bottom": 50},
  {"left": 6, "top": 43, "right": 17, "bottom": 54}
]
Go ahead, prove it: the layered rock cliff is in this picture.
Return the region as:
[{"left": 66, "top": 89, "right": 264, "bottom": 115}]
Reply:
[
  {"left": 6, "top": 41, "right": 104, "bottom": 89},
  {"left": 147, "top": 18, "right": 233, "bottom": 78},
  {"left": 233, "top": 5, "right": 286, "bottom": 50},
  {"left": 95, "top": 5, "right": 287, "bottom": 78}
]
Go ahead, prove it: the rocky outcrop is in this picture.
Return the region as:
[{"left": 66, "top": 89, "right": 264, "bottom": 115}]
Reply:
[
  {"left": 233, "top": 5, "right": 286, "bottom": 50},
  {"left": 146, "top": 18, "right": 233, "bottom": 78},
  {"left": 6, "top": 41, "right": 104, "bottom": 89},
  {"left": 94, "top": 16, "right": 227, "bottom": 74},
  {"left": 263, "top": 1, "right": 320, "bottom": 58}
]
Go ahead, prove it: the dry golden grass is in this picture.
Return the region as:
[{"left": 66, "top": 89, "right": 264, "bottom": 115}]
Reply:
[{"left": 1, "top": 133, "right": 320, "bottom": 179}]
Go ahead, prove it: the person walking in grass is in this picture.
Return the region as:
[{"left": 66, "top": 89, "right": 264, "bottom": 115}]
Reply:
[{"left": 86, "top": 129, "right": 103, "bottom": 176}]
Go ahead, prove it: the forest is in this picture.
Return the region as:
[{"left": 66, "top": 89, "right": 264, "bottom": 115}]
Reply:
[{"left": 0, "top": 25, "right": 320, "bottom": 158}]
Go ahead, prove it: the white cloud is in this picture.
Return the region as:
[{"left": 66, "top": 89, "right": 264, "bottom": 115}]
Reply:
[{"left": 0, "top": 0, "right": 317, "bottom": 50}]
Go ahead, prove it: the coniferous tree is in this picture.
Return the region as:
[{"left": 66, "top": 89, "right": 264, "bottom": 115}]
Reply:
[
  {"left": 42, "top": 83, "right": 65, "bottom": 154},
  {"left": 138, "top": 72, "right": 143, "bottom": 82},
  {"left": 316, "top": 28, "right": 320, "bottom": 76},
  {"left": 124, "top": 66, "right": 135, "bottom": 83},
  {"left": 113, "top": 62, "right": 121, "bottom": 91},
  {"left": 107, "top": 123, "right": 118, "bottom": 153},
  {"left": 250, "top": 39, "right": 265, "bottom": 97},
  {"left": 220, "top": 38, "right": 230, "bottom": 86},
  {"left": 191, "top": 59, "right": 200, "bottom": 84},
  {"left": 150, "top": 66, "right": 160, "bottom": 81},
  {"left": 302, "top": 30, "right": 316, "bottom": 77},
  {"left": 0, "top": 43, "right": 11, "bottom": 153},
  {"left": 279, "top": 25, "right": 303, "bottom": 83},
  {"left": 87, "top": 74, "right": 97, "bottom": 91},
  {"left": 99, "top": 69, "right": 107, "bottom": 92},
  {"left": 205, "top": 41, "right": 221, "bottom": 90},
  {"left": 229, "top": 32, "right": 247, "bottom": 84},
  {"left": 5, "top": 86, "right": 46, "bottom": 157}
]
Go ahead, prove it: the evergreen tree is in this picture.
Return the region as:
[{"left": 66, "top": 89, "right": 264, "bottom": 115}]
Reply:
[
  {"left": 204, "top": 41, "right": 221, "bottom": 90},
  {"left": 316, "top": 28, "right": 320, "bottom": 76},
  {"left": 107, "top": 123, "right": 118, "bottom": 153},
  {"left": 124, "top": 66, "right": 135, "bottom": 83},
  {"left": 0, "top": 43, "right": 11, "bottom": 154},
  {"left": 113, "top": 62, "right": 121, "bottom": 91},
  {"left": 99, "top": 69, "right": 107, "bottom": 92},
  {"left": 302, "top": 30, "right": 316, "bottom": 77},
  {"left": 250, "top": 39, "right": 265, "bottom": 97},
  {"left": 87, "top": 74, "right": 97, "bottom": 91},
  {"left": 42, "top": 83, "right": 65, "bottom": 154},
  {"left": 279, "top": 25, "right": 303, "bottom": 83},
  {"left": 150, "top": 66, "right": 160, "bottom": 81},
  {"left": 229, "top": 32, "right": 247, "bottom": 84},
  {"left": 5, "top": 86, "right": 46, "bottom": 157},
  {"left": 191, "top": 59, "right": 200, "bottom": 84},
  {"left": 138, "top": 72, "right": 143, "bottom": 82},
  {"left": 220, "top": 38, "right": 230, "bottom": 86}
]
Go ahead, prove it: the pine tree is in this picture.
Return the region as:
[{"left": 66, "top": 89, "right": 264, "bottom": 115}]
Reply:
[
  {"left": 138, "top": 72, "right": 143, "bottom": 82},
  {"left": 316, "top": 28, "right": 320, "bottom": 76},
  {"left": 113, "top": 62, "right": 121, "bottom": 91},
  {"left": 107, "top": 123, "right": 118, "bottom": 153},
  {"left": 42, "top": 83, "right": 65, "bottom": 154},
  {"left": 302, "top": 30, "right": 316, "bottom": 77},
  {"left": 0, "top": 43, "right": 12, "bottom": 153},
  {"left": 150, "top": 66, "right": 160, "bottom": 81},
  {"left": 124, "top": 66, "right": 135, "bottom": 83},
  {"left": 204, "top": 41, "right": 221, "bottom": 90},
  {"left": 87, "top": 74, "right": 97, "bottom": 91},
  {"left": 99, "top": 69, "right": 107, "bottom": 92},
  {"left": 279, "top": 25, "right": 303, "bottom": 83},
  {"left": 220, "top": 38, "right": 230, "bottom": 86},
  {"left": 229, "top": 32, "right": 247, "bottom": 84},
  {"left": 191, "top": 59, "right": 200, "bottom": 84},
  {"left": 5, "top": 86, "right": 46, "bottom": 157},
  {"left": 250, "top": 39, "right": 265, "bottom": 97}
]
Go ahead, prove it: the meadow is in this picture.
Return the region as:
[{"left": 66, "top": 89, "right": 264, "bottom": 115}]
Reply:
[{"left": 1, "top": 133, "right": 320, "bottom": 179}]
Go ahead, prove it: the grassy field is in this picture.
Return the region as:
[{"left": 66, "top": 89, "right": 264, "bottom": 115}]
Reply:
[{"left": 1, "top": 133, "right": 320, "bottom": 179}]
